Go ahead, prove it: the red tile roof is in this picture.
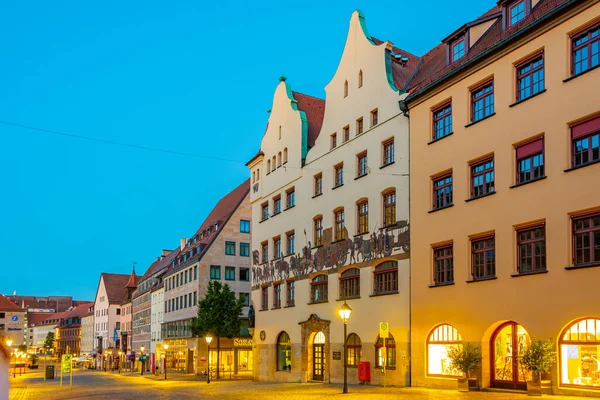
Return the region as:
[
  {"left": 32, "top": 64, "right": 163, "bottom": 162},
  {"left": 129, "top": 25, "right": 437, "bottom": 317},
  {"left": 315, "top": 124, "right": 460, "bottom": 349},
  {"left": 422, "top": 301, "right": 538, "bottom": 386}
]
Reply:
[
  {"left": 65, "top": 302, "right": 94, "bottom": 319},
  {"left": 293, "top": 92, "right": 325, "bottom": 148},
  {"left": 100, "top": 273, "right": 131, "bottom": 304},
  {"left": 28, "top": 312, "right": 56, "bottom": 327},
  {"left": 132, "top": 249, "right": 180, "bottom": 298},
  {"left": 39, "top": 311, "right": 69, "bottom": 326},
  {"left": 371, "top": 38, "right": 421, "bottom": 91},
  {"left": 125, "top": 269, "right": 139, "bottom": 289},
  {"left": 0, "top": 294, "right": 24, "bottom": 312}
]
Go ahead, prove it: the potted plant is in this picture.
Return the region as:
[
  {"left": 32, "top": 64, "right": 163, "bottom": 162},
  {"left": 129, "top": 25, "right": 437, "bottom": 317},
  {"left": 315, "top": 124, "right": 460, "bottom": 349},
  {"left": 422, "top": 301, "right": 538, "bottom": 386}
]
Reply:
[
  {"left": 447, "top": 341, "right": 482, "bottom": 392},
  {"left": 521, "top": 339, "right": 556, "bottom": 396},
  {"left": 29, "top": 354, "right": 39, "bottom": 369}
]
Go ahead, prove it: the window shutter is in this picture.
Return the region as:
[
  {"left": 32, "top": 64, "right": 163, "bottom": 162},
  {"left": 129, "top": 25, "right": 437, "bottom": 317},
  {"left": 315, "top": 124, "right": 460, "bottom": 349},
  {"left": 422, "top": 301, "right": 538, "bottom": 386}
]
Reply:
[
  {"left": 571, "top": 115, "right": 600, "bottom": 139},
  {"left": 516, "top": 138, "right": 543, "bottom": 159}
]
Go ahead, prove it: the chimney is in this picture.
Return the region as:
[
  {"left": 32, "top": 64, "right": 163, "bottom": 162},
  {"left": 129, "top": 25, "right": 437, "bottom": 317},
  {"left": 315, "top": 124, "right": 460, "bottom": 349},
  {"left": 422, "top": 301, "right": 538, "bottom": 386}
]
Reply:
[{"left": 180, "top": 238, "right": 187, "bottom": 250}]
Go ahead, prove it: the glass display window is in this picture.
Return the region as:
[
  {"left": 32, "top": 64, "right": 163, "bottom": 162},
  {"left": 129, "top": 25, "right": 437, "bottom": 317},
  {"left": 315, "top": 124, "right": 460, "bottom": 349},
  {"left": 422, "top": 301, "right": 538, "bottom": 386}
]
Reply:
[
  {"left": 427, "top": 324, "right": 463, "bottom": 377},
  {"left": 491, "top": 322, "right": 531, "bottom": 390},
  {"left": 560, "top": 318, "right": 600, "bottom": 389}
]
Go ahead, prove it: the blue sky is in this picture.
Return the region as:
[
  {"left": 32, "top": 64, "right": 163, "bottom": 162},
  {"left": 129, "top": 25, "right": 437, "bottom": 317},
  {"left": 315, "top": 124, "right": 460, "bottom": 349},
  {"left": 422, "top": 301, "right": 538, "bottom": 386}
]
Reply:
[{"left": 0, "top": 0, "right": 492, "bottom": 300}]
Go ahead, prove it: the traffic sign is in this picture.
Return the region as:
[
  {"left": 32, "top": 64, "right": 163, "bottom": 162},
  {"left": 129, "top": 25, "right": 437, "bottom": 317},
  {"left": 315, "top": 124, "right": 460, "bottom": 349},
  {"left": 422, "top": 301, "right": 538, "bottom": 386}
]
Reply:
[
  {"left": 61, "top": 354, "right": 72, "bottom": 373},
  {"left": 379, "top": 322, "right": 389, "bottom": 338}
]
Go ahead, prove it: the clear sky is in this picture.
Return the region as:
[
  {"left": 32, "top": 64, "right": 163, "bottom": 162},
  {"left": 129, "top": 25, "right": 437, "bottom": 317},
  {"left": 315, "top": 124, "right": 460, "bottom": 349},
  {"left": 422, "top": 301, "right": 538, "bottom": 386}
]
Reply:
[{"left": 0, "top": 0, "right": 492, "bottom": 301}]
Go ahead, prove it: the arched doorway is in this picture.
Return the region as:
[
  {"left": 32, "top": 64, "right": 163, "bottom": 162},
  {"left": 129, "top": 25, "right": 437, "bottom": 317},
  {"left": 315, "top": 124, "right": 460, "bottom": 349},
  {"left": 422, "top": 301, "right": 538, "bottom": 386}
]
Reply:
[
  {"left": 491, "top": 321, "right": 531, "bottom": 390},
  {"left": 559, "top": 317, "right": 600, "bottom": 389},
  {"left": 312, "top": 332, "right": 325, "bottom": 381}
]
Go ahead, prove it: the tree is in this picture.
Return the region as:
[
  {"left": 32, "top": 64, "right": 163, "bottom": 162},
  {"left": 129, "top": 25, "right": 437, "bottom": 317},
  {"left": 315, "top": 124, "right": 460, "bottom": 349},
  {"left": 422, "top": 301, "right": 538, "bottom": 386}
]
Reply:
[
  {"left": 190, "top": 281, "right": 244, "bottom": 379},
  {"left": 43, "top": 332, "right": 55, "bottom": 352},
  {"left": 521, "top": 339, "right": 556, "bottom": 383},
  {"left": 17, "top": 344, "right": 27, "bottom": 353},
  {"left": 447, "top": 341, "right": 483, "bottom": 379}
]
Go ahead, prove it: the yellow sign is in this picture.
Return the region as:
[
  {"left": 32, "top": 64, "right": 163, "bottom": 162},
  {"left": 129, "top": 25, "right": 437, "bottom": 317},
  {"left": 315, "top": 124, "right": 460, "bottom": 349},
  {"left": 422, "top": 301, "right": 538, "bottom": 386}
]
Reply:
[
  {"left": 379, "top": 322, "right": 389, "bottom": 338},
  {"left": 233, "top": 338, "right": 253, "bottom": 347},
  {"left": 61, "top": 354, "right": 72, "bottom": 373}
]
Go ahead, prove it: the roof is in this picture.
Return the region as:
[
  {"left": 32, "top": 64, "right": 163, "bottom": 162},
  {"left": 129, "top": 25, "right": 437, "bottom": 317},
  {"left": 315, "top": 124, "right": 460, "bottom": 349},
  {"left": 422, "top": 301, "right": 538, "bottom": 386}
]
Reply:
[
  {"left": 371, "top": 38, "right": 421, "bottom": 91},
  {"left": 99, "top": 273, "right": 131, "bottom": 304},
  {"left": 132, "top": 249, "right": 180, "bottom": 298},
  {"left": 28, "top": 312, "right": 56, "bottom": 327},
  {"left": 293, "top": 92, "right": 325, "bottom": 148},
  {"left": 39, "top": 311, "right": 69, "bottom": 326},
  {"left": 406, "top": 0, "right": 572, "bottom": 99},
  {"left": 125, "top": 268, "right": 139, "bottom": 289},
  {"left": 65, "top": 302, "right": 94, "bottom": 319},
  {"left": 3, "top": 295, "right": 75, "bottom": 312},
  {"left": 166, "top": 179, "right": 250, "bottom": 277},
  {"left": 0, "top": 294, "right": 24, "bottom": 312}
]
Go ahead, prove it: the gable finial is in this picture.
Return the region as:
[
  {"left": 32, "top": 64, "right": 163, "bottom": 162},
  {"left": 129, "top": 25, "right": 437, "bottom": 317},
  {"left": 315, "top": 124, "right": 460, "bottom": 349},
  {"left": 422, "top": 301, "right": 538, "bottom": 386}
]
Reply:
[{"left": 279, "top": 75, "right": 287, "bottom": 82}]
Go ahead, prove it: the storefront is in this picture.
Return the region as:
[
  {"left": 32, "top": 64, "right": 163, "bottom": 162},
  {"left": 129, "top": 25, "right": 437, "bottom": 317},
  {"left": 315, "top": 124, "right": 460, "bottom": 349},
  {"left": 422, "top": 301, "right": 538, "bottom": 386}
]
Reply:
[
  {"left": 206, "top": 338, "right": 253, "bottom": 377},
  {"left": 560, "top": 318, "right": 600, "bottom": 390},
  {"left": 164, "top": 338, "right": 196, "bottom": 374}
]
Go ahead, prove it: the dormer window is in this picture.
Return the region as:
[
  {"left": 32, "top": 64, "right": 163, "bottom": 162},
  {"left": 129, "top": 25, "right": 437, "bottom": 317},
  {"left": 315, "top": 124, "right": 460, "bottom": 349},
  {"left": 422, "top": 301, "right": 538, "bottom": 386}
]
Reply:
[
  {"left": 452, "top": 40, "right": 465, "bottom": 62},
  {"left": 509, "top": 1, "right": 525, "bottom": 26}
]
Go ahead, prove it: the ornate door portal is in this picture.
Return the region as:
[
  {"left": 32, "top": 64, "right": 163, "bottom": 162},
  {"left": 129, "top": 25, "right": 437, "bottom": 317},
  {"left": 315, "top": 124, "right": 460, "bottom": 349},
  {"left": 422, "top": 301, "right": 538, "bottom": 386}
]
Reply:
[{"left": 312, "top": 332, "right": 325, "bottom": 381}]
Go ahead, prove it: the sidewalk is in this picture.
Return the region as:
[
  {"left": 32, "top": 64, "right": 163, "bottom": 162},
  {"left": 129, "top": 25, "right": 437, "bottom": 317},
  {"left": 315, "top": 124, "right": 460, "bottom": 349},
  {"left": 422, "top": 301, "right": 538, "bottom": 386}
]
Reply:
[{"left": 115, "top": 369, "right": 252, "bottom": 382}]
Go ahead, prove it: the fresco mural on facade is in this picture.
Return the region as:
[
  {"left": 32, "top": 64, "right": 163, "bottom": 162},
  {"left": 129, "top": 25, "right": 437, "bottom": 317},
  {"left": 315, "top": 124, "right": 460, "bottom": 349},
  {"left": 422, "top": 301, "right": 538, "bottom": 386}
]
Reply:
[{"left": 252, "top": 220, "right": 409, "bottom": 287}]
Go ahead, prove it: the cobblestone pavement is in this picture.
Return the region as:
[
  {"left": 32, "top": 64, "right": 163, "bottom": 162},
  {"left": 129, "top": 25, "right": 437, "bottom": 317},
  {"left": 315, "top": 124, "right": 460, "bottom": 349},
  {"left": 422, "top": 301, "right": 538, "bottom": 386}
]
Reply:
[{"left": 6, "top": 369, "right": 596, "bottom": 400}]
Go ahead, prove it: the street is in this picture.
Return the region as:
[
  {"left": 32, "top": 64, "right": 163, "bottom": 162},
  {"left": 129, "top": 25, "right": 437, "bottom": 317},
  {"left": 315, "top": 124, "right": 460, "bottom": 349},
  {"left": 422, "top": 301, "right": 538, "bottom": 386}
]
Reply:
[{"left": 7, "top": 370, "right": 596, "bottom": 400}]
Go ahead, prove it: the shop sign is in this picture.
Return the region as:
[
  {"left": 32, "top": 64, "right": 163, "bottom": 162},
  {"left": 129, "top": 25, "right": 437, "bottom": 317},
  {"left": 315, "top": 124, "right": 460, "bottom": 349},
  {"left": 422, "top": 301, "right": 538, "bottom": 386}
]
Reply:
[
  {"left": 61, "top": 354, "right": 72, "bottom": 373},
  {"left": 332, "top": 351, "right": 341, "bottom": 360},
  {"left": 233, "top": 338, "right": 253, "bottom": 347},
  {"left": 8, "top": 327, "right": 21, "bottom": 331},
  {"left": 11, "top": 316, "right": 18, "bottom": 321},
  {"left": 200, "top": 356, "right": 206, "bottom": 362}
]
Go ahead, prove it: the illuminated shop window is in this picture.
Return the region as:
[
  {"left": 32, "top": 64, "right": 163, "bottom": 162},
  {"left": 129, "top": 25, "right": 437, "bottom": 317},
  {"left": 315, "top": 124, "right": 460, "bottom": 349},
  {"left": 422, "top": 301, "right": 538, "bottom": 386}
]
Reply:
[
  {"left": 427, "top": 324, "right": 463, "bottom": 377},
  {"left": 560, "top": 318, "right": 600, "bottom": 389},
  {"left": 277, "top": 331, "right": 292, "bottom": 371}
]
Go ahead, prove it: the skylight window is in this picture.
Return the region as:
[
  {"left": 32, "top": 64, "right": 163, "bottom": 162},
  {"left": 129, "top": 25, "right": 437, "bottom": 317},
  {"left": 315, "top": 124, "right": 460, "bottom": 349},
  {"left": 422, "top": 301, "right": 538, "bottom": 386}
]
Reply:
[
  {"left": 452, "top": 40, "right": 465, "bottom": 62},
  {"left": 510, "top": 1, "right": 525, "bottom": 26}
]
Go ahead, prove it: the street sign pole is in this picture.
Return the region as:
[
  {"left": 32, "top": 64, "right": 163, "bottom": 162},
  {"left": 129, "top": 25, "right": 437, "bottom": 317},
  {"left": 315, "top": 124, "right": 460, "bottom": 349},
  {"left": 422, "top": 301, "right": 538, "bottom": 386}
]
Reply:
[{"left": 379, "top": 322, "right": 389, "bottom": 388}]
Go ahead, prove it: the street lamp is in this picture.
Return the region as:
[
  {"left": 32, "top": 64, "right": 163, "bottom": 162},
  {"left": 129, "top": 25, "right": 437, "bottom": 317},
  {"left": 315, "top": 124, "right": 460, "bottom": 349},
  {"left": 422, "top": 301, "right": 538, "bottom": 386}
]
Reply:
[
  {"left": 140, "top": 346, "right": 145, "bottom": 376},
  {"left": 163, "top": 344, "right": 168, "bottom": 380},
  {"left": 6, "top": 340, "right": 14, "bottom": 379},
  {"left": 205, "top": 336, "right": 212, "bottom": 384},
  {"left": 118, "top": 351, "right": 122, "bottom": 374},
  {"left": 338, "top": 301, "right": 353, "bottom": 394}
]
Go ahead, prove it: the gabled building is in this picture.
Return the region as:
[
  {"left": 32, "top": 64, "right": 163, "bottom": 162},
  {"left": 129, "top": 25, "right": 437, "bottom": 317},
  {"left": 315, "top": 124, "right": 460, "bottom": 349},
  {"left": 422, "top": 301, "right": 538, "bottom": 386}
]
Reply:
[
  {"left": 56, "top": 302, "right": 94, "bottom": 357},
  {"left": 120, "top": 267, "right": 138, "bottom": 354},
  {"left": 247, "top": 10, "right": 416, "bottom": 384},
  {"left": 0, "top": 294, "right": 25, "bottom": 346},
  {"left": 162, "top": 179, "right": 252, "bottom": 375},
  {"left": 93, "top": 273, "right": 132, "bottom": 354}
]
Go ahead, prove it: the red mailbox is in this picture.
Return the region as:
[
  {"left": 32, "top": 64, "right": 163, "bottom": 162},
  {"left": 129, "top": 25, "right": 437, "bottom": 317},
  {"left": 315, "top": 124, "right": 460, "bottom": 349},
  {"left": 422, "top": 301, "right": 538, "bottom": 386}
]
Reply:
[{"left": 358, "top": 361, "right": 371, "bottom": 384}]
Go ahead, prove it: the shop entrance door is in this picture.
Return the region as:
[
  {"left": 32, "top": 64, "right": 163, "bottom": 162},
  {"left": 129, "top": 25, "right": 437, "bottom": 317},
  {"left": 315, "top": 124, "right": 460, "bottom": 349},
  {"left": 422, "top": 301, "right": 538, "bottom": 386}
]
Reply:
[
  {"left": 312, "top": 331, "right": 325, "bottom": 381},
  {"left": 187, "top": 349, "right": 194, "bottom": 373},
  {"left": 491, "top": 322, "right": 531, "bottom": 390}
]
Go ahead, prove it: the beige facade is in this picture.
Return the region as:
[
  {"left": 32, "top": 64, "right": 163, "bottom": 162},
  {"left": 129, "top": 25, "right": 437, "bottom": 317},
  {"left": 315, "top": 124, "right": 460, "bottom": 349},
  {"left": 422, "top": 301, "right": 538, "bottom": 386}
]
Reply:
[
  {"left": 120, "top": 300, "right": 132, "bottom": 352},
  {"left": 150, "top": 286, "right": 164, "bottom": 357},
  {"left": 0, "top": 310, "right": 26, "bottom": 346},
  {"left": 407, "top": 0, "right": 600, "bottom": 396},
  {"left": 81, "top": 313, "right": 94, "bottom": 355},
  {"left": 248, "top": 11, "right": 413, "bottom": 385}
]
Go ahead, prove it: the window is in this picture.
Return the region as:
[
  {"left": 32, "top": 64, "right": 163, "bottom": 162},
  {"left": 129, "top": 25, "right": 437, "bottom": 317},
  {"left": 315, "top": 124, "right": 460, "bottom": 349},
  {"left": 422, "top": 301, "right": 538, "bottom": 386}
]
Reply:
[
  {"left": 559, "top": 318, "right": 600, "bottom": 389},
  {"left": 194, "top": 291, "right": 197, "bottom": 306},
  {"left": 261, "top": 241, "right": 268, "bottom": 263},
  {"left": 283, "top": 148, "right": 288, "bottom": 163},
  {"left": 358, "top": 70, "right": 363, "bottom": 88},
  {"left": 286, "top": 280, "right": 295, "bottom": 307},
  {"left": 261, "top": 286, "right": 268, "bottom": 310},
  {"left": 433, "top": 172, "right": 453, "bottom": 210},
  {"left": 314, "top": 173, "right": 323, "bottom": 196},
  {"left": 344, "top": 80, "right": 348, "bottom": 98},
  {"left": 334, "top": 208, "right": 345, "bottom": 241},
  {"left": 343, "top": 125, "right": 350, "bottom": 142},
  {"left": 194, "top": 265, "right": 198, "bottom": 280},
  {"left": 310, "top": 275, "right": 328, "bottom": 303},
  {"left": 471, "top": 80, "right": 494, "bottom": 122},
  {"left": 277, "top": 332, "right": 292, "bottom": 371},
  {"left": 572, "top": 212, "right": 600, "bottom": 266},
  {"left": 383, "top": 190, "right": 396, "bottom": 227},
  {"left": 273, "top": 283, "right": 282, "bottom": 308},
  {"left": 509, "top": 1, "right": 526, "bottom": 26},
  {"left": 286, "top": 231, "right": 295, "bottom": 255},
  {"left": 261, "top": 203, "right": 269, "bottom": 221},
  {"left": 334, "top": 163, "right": 344, "bottom": 187},
  {"left": 272, "top": 156, "right": 276, "bottom": 171},
  {"left": 240, "top": 243, "right": 250, "bottom": 257},
  {"left": 434, "top": 244, "right": 454, "bottom": 285},
  {"left": 277, "top": 152, "right": 282, "bottom": 167},
  {"left": 184, "top": 270, "right": 188, "bottom": 283},
  {"left": 240, "top": 220, "right": 250, "bottom": 233},
  {"left": 273, "top": 236, "right": 281, "bottom": 259},
  {"left": 225, "top": 266, "right": 235, "bottom": 281},
  {"left": 356, "top": 118, "right": 363, "bottom": 135},
  {"left": 572, "top": 23, "right": 600, "bottom": 75},
  {"left": 286, "top": 188, "right": 295, "bottom": 208},
  {"left": 340, "top": 268, "right": 360, "bottom": 299},
  {"left": 517, "top": 224, "right": 546, "bottom": 273},
  {"left": 471, "top": 235, "right": 496, "bottom": 280},
  {"left": 516, "top": 53, "right": 544, "bottom": 101},
  {"left": 373, "top": 261, "right": 398, "bottom": 295},
  {"left": 267, "top": 159, "right": 271, "bottom": 173},
  {"left": 116, "top": 308, "right": 121, "bottom": 315},
  {"left": 314, "top": 216, "right": 323, "bottom": 247},
  {"left": 432, "top": 102, "right": 452, "bottom": 140},
  {"left": 331, "top": 133, "right": 337, "bottom": 149},
  {"left": 357, "top": 201, "right": 369, "bottom": 234},
  {"left": 346, "top": 333, "right": 362, "bottom": 366},
  {"left": 382, "top": 138, "right": 394, "bottom": 166},
  {"left": 375, "top": 334, "right": 396, "bottom": 368},
  {"left": 571, "top": 116, "right": 600, "bottom": 167},
  {"left": 371, "top": 109, "right": 378, "bottom": 126},
  {"left": 452, "top": 40, "right": 465, "bottom": 62},
  {"left": 225, "top": 241, "right": 236, "bottom": 256},
  {"left": 273, "top": 196, "right": 281, "bottom": 215},
  {"left": 516, "top": 138, "right": 545, "bottom": 184},
  {"left": 357, "top": 151, "right": 368, "bottom": 177},
  {"left": 470, "top": 158, "right": 495, "bottom": 198},
  {"left": 239, "top": 292, "right": 250, "bottom": 307},
  {"left": 279, "top": 125, "right": 282, "bottom": 139},
  {"left": 239, "top": 267, "right": 250, "bottom": 282},
  {"left": 427, "top": 324, "right": 463, "bottom": 377}
]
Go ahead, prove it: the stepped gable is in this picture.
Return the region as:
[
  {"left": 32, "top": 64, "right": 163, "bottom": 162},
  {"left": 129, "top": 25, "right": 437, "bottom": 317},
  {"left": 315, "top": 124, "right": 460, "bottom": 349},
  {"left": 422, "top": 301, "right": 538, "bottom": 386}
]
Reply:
[{"left": 292, "top": 92, "right": 325, "bottom": 148}]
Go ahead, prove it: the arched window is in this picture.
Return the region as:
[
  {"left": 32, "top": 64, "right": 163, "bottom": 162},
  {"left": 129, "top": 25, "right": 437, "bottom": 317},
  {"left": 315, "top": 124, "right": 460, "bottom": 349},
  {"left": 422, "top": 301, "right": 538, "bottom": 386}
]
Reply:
[
  {"left": 283, "top": 148, "right": 288, "bottom": 164},
  {"left": 344, "top": 80, "right": 348, "bottom": 97},
  {"left": 358, "top": 70, "right": 363, "bottom": 88},
  {"left": 346, "top": 333, "right": 362, "bottom": 366},
  {"left": 340, "top": 268, "right": 360, "bottom": 299},
  {"left": 559, "top": 318, "right": 600, "bottom": 388},
  {"left": 277, "top": 331, "right": 292, "bottom": 371},
  {"left": 427, "top": 324, "right": 463, "bottom": 377},
  {"left": 382, "top": 189, "right": 396, "bottom": 227},
  {"left": 373, "top": 261, "right": 398, "bottom": 295},
  {"left": 267, "top": 160, "right": 271, "bottom": 172},
  {"left": 314, "top": 331, "right": 325, "bottom": 344},
  {"left": 310, "top": 274, "right": 328, "bottom": 303},
  {"left": 375, "top": 333, "right": 395, "bottom": 368},
  {"left": 279, "top": 125, "right": 282, "bottom": 140},
  {"left": 334, "top": 208, "right": 345, "bottom": 241},
  {"left": 278, "top": 152, "right": 282, "bottom": 167},
  {"left": 256, "top": 168, "right": 260, "bottom": 181},
  {"left": 252, "top": 171, "right": 256, "bottom": 183},
  {"left": 272, "top": 156, "right": 276, "bottom": 171}
]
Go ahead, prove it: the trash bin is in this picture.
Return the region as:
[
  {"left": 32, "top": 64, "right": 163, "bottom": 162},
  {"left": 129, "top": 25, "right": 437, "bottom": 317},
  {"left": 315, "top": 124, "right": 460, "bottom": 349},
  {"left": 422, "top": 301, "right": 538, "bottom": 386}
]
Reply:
[
  {"left": 45, "top": 365, "right": 55, "bottom": 380},
  {"left": 358, "top": 361, "right": 370, "bottom": 384}
]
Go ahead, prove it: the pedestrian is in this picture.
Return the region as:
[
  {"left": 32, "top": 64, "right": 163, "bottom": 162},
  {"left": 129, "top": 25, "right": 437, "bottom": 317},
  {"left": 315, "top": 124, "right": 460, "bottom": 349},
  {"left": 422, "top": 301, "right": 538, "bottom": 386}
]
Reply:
[{"left": 0, "top": 339, "right": 10, "bottom": 400}]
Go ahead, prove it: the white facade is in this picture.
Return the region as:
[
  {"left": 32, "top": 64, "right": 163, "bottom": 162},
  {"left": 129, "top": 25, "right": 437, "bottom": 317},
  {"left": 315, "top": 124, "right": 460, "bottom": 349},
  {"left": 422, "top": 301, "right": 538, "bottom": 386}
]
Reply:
[
  {"left": 248, "top": 11, "right": 412, "bottom": 385},
  {"left": 81, "top": 314, "right": 94, "bottom": 355},
  {"left": 93, "top": 275, "right": 123, "bottom": 350},
  {"left": 32, "top": 324, "right": 56, "bottom": 348},
  {"left": 150, "top": 286, "right": 164, "bottom": 356}
]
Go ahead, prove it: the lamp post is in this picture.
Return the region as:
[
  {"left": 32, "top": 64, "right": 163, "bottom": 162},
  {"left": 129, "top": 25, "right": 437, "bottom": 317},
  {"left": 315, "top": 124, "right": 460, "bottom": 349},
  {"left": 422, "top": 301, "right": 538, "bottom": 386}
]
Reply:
[
  {"left": 163, "top": 344, "right": 168, "bottom": 380},
  {"left": 140, "top": 346, "right": 145, "bottom": 376},
  {"left": 338, "top": 301, "right": 353, "bottom": 394},
  {"left": 118, "top": 351, "right": 122, "bottom": 374},
  {"left": 6, "top": 340, "right": 14, "bottom": 378},
  {"left": 205, "top": 336, "right": 212, "bottom": 384}
]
